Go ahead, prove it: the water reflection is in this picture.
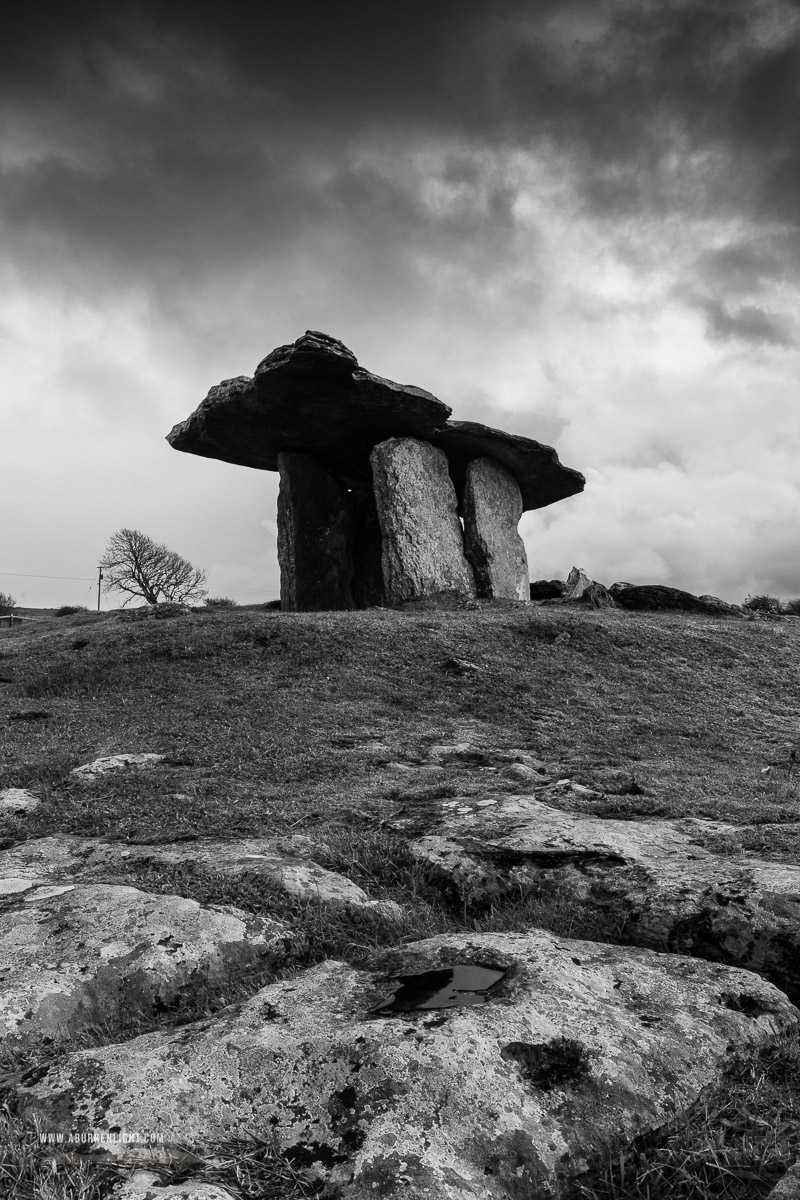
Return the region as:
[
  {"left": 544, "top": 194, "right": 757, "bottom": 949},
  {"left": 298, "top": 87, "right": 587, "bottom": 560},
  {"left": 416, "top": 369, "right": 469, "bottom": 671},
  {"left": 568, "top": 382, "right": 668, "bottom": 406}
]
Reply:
[{"left": 374, "top": 965, "right": 506, "bottom": 1013}]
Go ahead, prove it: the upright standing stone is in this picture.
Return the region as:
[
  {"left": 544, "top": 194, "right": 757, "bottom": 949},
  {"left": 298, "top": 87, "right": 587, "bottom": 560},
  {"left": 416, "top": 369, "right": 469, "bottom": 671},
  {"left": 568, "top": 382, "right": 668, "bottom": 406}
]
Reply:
[
  {"left": 277, "top": 452, "right": 354, "bottom": 611},
  {"left": 463, "top": 457, "right": 529, "bottom": 601},
  {"left": 350, "top": 486, "right": 385, "bottom": 608},
  {"left": 370, "top": 438, "right": 477, "bottom": 605}
]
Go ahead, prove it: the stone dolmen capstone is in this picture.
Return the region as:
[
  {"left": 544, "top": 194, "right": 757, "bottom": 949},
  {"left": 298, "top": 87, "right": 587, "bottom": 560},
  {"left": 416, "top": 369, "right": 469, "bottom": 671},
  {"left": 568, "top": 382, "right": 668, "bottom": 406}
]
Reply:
[{"left": 167, "top": 331, "right": 585, "bottom": 610}]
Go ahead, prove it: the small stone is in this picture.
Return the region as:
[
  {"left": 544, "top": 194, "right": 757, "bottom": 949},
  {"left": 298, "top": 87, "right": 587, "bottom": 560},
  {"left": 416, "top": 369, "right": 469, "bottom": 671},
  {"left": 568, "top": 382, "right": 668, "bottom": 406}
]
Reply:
[
  {"left": 70, "top": 754, "right": 165, "bottom": 781},
  {"left": 561, "top": 566, "right": 594, "bottom": 601},
  {"left": 428, "top": 743, "right": 475, "bottom": 758},
  {"left": 441, "top": 657, "right": 480, "bottom": 675},
  {"left": 0, "top": 788, "right": 40, "bottom": 814},
  {"left": 112, "top": 1171, "right": 237, "bottom": 1200},
  {"left": 503, "top": 763, "right": 545, "bottom": 786}
]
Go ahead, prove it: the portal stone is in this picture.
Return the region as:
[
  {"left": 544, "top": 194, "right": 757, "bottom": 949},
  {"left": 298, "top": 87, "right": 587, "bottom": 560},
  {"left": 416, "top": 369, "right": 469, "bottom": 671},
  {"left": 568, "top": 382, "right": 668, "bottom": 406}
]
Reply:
[
  {"left": 370, "top": 438, "right": 476, "bottom": 605},
  {"left": 463, "top": 457, "right": 529, "bottom": 601},
  {"left": 350, "top": 486, "right": 385, "bottom": 608},
  {"left": 277, "top": 452, "right": 354, "bottom": 611}
]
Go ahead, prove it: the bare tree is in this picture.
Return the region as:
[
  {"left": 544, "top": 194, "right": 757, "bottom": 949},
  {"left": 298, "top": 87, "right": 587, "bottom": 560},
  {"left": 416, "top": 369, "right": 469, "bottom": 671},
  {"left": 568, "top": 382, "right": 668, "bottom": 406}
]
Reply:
[{"left": 100, "top": 528, "right": 208, "bottom": 606}]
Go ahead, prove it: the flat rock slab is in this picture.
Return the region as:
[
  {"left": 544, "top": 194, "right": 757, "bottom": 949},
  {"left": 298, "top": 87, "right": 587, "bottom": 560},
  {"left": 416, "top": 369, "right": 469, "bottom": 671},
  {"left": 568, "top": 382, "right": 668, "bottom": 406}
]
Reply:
[
  {"left": 0, "top": 880, "right": 299, "bottom": 1046},
  {"left": 19, "top": 930, "right": 797, "bottom": 1198},
  {"left": 166, "top": 331, "right": 451, "bottom": 488},
  {"left": 71, "top": 754, "right": 165, "bottom": 781},
  {"left": 431, "top": 420, "right": 585, "bottom": 512},
  {"left": 399, "top": 796, "right": 800, "bottom": 1003},
  {"left": 0, "top": 835, "right": 400, "bottom": 917}
]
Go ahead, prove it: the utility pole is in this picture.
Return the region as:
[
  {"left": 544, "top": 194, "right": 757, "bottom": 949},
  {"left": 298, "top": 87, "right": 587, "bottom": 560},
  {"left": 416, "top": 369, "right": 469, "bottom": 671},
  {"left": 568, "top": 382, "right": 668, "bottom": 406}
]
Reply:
[{"left": 97, "top": 567, "right": 103, "bottom": 612}]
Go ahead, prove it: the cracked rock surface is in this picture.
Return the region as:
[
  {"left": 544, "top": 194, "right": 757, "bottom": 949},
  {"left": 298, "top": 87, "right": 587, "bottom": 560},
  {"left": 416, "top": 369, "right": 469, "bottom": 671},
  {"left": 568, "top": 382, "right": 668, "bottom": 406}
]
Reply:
[
  {"left": 0, "top": 834, "right": 401, "bottom": 916},
  {"left": 0, "top": 880, "right": 300, "bottom": 1046},
  {"left": 398, "top": 794, "right": 800, "bottom": 1003},
  {"left": 19, "top": 929, "right": 798, "bottom": 1199}
]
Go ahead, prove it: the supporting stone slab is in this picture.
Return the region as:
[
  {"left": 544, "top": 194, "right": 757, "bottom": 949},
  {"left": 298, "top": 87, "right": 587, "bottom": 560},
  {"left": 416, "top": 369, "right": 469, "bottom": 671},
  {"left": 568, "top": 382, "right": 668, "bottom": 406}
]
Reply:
[
  {"left": 351, "top": 486, "right": 385, "bottom": 608},
  {"left": 277, "top": 451, "right": 354, "bottom": 611},
  {"left": 463, "top": 457, "right": 529, "bottom": 601},
  {"left": 370, "top": 437, "right": 476, "bottom": 605}
]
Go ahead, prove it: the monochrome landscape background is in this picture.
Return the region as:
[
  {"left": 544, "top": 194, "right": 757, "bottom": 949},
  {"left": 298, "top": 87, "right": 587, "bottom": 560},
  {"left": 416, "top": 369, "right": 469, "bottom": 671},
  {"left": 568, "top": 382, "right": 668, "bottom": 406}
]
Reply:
[{"left": 3, "top": 0, "right": 800, "bottom": 608}]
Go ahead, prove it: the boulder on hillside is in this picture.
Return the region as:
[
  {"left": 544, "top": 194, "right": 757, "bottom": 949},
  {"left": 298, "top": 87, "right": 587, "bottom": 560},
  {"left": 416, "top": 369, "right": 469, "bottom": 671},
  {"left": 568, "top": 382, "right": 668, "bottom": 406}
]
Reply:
[
  {"left": 166, "top": 331, "right": 452, "bottom": 489},
  {"left": 400, "top": 795, "right": 800, "bottom": 1004},
  {"left": 529, "top": 579, "right": 565, "bottom": 601},
  {"left": 562, "top": 565, "right": 594, "bottom": 601},
  {"left": 19, "top": 930, "right": 796, "bottom": 1197},
  {"left": 609, "top": 584, "right": 744, "bottom": 615},
  {"left": 545, "top": 567, "right": 615, "bottom": 608}
]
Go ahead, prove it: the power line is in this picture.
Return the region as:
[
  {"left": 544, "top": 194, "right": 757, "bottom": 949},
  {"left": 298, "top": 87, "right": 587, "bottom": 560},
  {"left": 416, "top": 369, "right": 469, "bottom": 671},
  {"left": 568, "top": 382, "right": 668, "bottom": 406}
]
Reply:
[
  {"left": 0, "top": 570, "right": 96, "bottom": 581},
  {"left": 1, "top": 569, "right": 273, "bottom": 594}
]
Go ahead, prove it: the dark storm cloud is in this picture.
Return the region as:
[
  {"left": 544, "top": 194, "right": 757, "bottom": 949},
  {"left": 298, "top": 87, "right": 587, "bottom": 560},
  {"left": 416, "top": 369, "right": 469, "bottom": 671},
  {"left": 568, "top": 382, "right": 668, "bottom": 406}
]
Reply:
[
  {"left": 701, "top": 298, "right": 793, "bottom": 346},
  {"left": 2, "top": 0, "right": 799, "bottom": 298},
  {"left": 695, "top": 237, "right": 799, "bottom": 297}
]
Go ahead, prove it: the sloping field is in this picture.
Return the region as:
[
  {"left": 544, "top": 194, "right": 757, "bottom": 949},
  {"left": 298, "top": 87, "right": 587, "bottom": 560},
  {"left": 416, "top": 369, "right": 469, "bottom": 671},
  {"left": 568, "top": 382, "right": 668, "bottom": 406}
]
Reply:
[
  {"left": 1, "top": 601, "right": 799, "bottom": 1199},
  {"left": 2, "top": 603, "right": 799, "bottom": 845}
]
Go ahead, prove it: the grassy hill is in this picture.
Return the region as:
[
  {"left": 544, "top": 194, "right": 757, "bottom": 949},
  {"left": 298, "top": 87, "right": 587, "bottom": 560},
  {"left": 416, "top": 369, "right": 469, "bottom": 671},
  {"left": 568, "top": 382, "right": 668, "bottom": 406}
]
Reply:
[{"left": 1, "top": 601, "right": 799, "bottom": 1197}]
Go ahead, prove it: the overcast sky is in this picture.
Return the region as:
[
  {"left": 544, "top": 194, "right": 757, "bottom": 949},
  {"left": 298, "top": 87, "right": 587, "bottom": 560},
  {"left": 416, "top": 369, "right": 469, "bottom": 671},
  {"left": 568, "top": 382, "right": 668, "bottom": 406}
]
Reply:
[{"left": 2, "top": 0, "right": 799, "bottom": 608}]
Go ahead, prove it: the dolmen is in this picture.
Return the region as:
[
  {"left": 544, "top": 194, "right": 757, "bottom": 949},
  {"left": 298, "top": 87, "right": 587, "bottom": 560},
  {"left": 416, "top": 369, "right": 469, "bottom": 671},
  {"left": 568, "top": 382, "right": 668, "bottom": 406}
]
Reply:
[{"left": 167, "top": 331, "right": 585, "bottom": 611}]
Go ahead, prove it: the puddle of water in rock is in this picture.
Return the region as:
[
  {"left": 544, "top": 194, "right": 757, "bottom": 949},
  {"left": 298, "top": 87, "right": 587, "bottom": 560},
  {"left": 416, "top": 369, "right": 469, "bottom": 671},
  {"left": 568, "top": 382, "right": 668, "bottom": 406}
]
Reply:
[{"left": 374, "top": 965, "right": 506, "bottom": 1013}]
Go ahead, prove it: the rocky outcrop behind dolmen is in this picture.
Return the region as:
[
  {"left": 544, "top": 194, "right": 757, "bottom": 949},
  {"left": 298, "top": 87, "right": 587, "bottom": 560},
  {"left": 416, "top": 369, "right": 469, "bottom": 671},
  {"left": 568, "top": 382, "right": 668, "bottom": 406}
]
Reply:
[{"left": 167, "top": 331, "right": 584, "bottom": 610}]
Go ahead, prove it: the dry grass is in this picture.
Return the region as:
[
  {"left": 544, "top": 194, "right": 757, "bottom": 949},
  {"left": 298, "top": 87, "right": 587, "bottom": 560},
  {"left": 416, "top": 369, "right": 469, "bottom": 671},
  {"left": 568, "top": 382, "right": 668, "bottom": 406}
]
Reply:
[{"left": 574, "top": 1034, "right": 800, "bottom": 1199}]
